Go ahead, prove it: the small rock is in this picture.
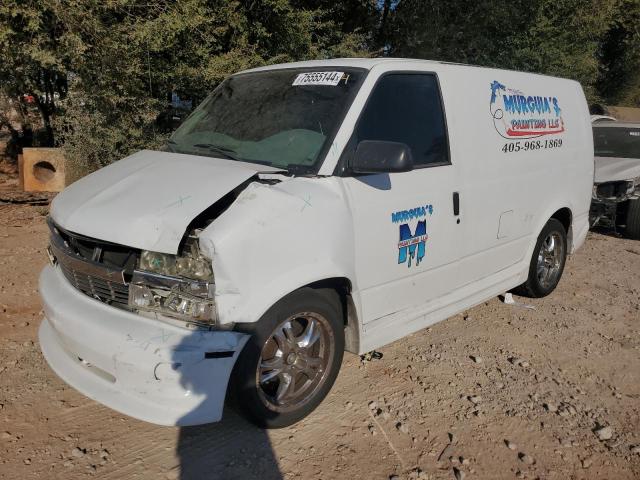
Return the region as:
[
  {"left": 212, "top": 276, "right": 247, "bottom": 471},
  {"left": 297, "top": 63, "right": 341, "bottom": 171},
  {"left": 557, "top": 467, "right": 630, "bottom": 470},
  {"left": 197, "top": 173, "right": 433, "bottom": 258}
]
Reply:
[
  {"left": 468, "top": 395, "right": 482, "bottom": 405},
  {"left": 581, "top": 457, "right": 593, "bottom": 469},
  {"left": 515, "top": 471, "right": 525, "bottom": 479},
  {"left": 470, "top": 355, "right": 483, "bottom": 364},
  {"left": 518, "top": 453, "right": 535, "bottom": 465},
  {"left": 345, "top": 401, "right": 353, "bottom": 408},
  {"left": 508, "top": 356, "right": 530, "bottom": 367},
  {"left": 389, "top": 475, "right": 399, "bottom": 480},
  {"left": 544, "top": 402, "right": 557, "bottom": 413},
  {"left": 23, "top": 458, "right": 31, "bottom": 465},
  {"left": 453, "top": 467, "right": 465, "bottom": 480},
  {"left": 460, "top": 456, "right": 470, "bottom": 465},
  {"left": 630, "top": 445, "right": 640, "bottom": 454},
  {"left": 594, "top": 425, "right": 613, "bottom": 441},
  {"left": 505, "top": 440, "right": 517, "bottom": 450},
  {"left": 71, "top": 447, "right": 85, "bottom": 458},
  {"left": 559, "top": 438, "right": 573, "bottom": 448},
  {"left": 396, "top": 422, "right": 409, "bottom": 434},
  {"left": 1, "top": 431, "right": 13, "bottom": 440},
  {"left": 368, "top": 401, "right": 378, "bottom": 411}
]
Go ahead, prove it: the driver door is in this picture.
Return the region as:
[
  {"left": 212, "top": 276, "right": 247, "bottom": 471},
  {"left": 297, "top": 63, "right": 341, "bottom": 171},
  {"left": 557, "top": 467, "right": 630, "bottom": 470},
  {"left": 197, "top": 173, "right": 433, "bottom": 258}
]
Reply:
[{"left": 342, "top": 73, "right": 463, "bottom": 327}]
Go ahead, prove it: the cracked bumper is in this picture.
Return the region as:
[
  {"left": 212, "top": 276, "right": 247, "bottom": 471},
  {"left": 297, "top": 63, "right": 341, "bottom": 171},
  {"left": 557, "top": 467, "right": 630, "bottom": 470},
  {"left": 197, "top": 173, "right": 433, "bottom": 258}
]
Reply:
[{"left": 38, "top": 265, "right": 248, "bottom": 426}]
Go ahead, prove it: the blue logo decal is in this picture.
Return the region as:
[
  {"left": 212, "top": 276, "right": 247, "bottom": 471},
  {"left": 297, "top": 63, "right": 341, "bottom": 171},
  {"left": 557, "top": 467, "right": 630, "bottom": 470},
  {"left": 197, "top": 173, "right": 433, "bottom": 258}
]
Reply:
[
  {"left": 392, "top": 204, "right": 433, "bottom": 267},
  {"left": 490, "top": 80, "right": 565, "bottom": 139}
]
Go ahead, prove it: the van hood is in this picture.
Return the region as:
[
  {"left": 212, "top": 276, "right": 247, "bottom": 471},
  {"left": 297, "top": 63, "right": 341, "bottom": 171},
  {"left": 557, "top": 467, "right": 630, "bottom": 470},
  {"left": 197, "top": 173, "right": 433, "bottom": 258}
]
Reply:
[
  {"left": 50, "top": 150, "right": 284, "bottom": 254},
  {"left": 594, "top": 156, "right": 640, "bottom": 183}
]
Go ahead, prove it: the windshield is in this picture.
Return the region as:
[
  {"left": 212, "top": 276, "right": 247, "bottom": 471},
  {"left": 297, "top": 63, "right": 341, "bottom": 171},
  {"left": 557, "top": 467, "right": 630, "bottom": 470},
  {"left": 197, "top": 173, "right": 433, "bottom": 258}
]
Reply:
[
  {"left": 593, "top": 126, "right": 640, "bottom": 159},
  {"left": 167, "top": 68, "right": 365, "bottom": 174}
]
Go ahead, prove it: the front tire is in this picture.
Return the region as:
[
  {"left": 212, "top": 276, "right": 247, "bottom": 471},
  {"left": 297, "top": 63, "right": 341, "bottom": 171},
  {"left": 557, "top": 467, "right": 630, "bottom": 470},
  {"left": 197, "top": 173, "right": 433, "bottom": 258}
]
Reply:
[
  {"left": 230, "top": 288, "right": 344, "bottom": 428},
  {"left": 514, "top": 218, "right": 567, "bottom": 298}
]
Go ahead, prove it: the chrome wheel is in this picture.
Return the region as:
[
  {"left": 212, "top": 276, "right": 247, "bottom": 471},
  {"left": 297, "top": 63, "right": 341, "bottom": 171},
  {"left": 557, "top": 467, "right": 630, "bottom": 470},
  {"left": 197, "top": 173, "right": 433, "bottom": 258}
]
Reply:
[
  {"left": 256, "top": 312, "right": 334, "bottom": 412},
  {"left": 536, "top": 231, "right": 564, "bottom": 289}
]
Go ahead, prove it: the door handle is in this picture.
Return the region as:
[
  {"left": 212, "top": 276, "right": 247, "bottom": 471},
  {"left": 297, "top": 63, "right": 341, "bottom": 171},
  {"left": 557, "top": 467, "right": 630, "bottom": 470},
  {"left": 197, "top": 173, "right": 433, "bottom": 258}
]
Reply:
[{"left": 453, "top": 192, "right": 460, "bottom": 216}]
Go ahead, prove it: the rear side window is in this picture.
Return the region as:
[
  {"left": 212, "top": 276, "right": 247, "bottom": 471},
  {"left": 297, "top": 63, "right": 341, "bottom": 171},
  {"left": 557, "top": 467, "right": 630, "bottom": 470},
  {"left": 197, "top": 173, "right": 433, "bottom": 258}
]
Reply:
[{"left": 354, "top": 74, "right": 449, "bottom": 167}]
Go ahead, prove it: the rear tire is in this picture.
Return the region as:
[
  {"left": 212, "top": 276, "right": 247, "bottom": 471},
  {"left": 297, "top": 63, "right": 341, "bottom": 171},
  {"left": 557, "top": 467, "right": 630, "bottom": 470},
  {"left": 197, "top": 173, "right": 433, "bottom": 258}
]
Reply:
[
  {"left": 626, "top": 199, "right": 640, "bottom": 240},
  {"left": 230, "top": 288, "right": 344, "bottom": 428},
  {"left": 514, "top": 218, "right": 567, "bottom": 298}
]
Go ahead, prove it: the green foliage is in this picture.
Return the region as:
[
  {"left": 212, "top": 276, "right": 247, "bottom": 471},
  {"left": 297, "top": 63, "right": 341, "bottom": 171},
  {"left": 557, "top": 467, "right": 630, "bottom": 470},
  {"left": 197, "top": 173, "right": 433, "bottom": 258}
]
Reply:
[
  {"left": 1, "top": 0, "right": 374, "bottom": 170},
  {"left": 386, "top": 0, "right": 626, "bottom": 103},
  {"left": 596, "top": 0, "right": 640, "bottom": 106},
  {"left": 0, "top": 0, "right": 638, "bottom": 173}
]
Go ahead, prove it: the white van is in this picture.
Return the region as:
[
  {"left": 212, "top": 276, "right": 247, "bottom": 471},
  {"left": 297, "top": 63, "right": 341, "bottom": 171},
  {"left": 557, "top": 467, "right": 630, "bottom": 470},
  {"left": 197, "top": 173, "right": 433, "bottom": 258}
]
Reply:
[{"left": 39, "top": 58, "right": 593, "bottom": 428}]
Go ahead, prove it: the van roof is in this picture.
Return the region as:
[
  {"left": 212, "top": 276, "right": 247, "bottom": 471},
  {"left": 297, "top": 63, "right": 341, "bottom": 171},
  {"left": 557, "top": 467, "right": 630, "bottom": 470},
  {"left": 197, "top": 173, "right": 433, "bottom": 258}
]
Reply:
[
  {"left": 240, "top": 57, "right": 456, "bottom": 74},
  {"left": 238, "top": 57, "right": 577, "bottom": 83}
]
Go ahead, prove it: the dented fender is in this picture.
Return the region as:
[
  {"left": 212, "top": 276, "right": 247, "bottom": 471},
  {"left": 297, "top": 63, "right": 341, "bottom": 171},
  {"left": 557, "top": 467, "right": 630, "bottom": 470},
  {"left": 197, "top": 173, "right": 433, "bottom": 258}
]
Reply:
[{"left": 199, "top": 177, "right": 358, "bottom": 325}]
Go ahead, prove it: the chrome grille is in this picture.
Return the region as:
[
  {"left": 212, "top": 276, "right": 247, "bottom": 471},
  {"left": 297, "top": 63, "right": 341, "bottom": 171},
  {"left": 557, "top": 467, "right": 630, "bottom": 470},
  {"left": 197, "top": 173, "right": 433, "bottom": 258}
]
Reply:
[
  {"left": 58, "top": 261, "right": 130, "bottom": 308},
  {"left": 48, "top": 220, "right": 136, "bottom": 310}
]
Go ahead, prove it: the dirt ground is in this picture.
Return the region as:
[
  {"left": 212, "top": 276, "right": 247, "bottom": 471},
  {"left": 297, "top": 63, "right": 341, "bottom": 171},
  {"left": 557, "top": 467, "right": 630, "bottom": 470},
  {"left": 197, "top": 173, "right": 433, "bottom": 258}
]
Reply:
[{"left": 0, "top": 168, "right": 639, "bottom": 480}]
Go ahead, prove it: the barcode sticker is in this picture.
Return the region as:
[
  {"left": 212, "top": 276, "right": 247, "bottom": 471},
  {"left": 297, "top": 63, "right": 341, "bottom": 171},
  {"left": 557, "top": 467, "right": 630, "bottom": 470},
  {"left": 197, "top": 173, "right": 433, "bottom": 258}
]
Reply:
[{"left": 292, "top": 71, "right": 344, "bottom": 86}]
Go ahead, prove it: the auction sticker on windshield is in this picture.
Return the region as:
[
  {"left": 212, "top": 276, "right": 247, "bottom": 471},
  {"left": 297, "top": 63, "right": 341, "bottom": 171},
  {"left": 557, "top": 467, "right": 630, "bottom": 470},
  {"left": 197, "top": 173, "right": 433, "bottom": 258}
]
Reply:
[{"left": 293, "top": 71, "right": 344, "bottom": 86}]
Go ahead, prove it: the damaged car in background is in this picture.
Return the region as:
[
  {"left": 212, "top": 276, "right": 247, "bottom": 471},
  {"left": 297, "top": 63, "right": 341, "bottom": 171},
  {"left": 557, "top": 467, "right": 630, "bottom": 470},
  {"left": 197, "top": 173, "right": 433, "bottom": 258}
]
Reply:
[
  {"left": 39, "top": 58, "right": 593, "bottom": 429},
  {"left": 590, "top": 122, "right": 640, "bottom": 239}
]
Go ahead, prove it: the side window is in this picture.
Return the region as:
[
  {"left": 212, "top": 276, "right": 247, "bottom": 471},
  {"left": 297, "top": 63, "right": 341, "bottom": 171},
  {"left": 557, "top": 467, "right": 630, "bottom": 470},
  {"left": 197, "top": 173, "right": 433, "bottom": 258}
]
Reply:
[{"left": 355, "top": 74, "right": 449, "bottom": 167}]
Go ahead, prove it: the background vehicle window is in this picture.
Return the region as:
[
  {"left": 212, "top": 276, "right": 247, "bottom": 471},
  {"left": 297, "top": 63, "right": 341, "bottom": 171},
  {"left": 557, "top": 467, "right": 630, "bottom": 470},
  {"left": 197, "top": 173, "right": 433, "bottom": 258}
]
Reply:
[
  {"left": 355, "top": 74, "right": 449, "bottom": 166},
  {"left": 593, "top": 126, "right": 640, "bottom": 159}
]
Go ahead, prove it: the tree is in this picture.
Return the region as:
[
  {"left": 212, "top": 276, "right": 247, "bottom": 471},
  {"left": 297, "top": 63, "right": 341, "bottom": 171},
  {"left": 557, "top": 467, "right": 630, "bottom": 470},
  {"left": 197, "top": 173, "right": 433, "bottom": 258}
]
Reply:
[
  {"left": 383, "top": 0, "right": 637, "bottom": 105},
  {"left": 2, "top": 0, "right": 374, "bottom": 170},
  {"left": 0, "top": 0, "right": 73, "bottom": 145},
  {"left": 596, "top": 0, "right": 640, "bottom": 106}
]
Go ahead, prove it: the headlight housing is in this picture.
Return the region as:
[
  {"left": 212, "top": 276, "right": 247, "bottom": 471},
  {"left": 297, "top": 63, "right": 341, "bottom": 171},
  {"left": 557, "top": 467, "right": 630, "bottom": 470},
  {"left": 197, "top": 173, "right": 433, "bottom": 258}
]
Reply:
[
  {"left": 592, "top": 179, "right": 637, "bottom": 202},
  {"left": 129, "top": 234, "right": 215, "bottom": 324},
  {"left": 139, "top": 238, "right": 213, "bottom": 281}
]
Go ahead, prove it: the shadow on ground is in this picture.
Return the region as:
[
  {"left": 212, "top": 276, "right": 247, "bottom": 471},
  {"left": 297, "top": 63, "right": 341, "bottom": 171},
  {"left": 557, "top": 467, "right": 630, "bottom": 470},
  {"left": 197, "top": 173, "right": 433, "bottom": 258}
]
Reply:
[
  {"left": 169, "top": 329, "right": 282, "bottom": 480},
  {"left": 177, "top": 408, "right": 282, "bottom": 480}
]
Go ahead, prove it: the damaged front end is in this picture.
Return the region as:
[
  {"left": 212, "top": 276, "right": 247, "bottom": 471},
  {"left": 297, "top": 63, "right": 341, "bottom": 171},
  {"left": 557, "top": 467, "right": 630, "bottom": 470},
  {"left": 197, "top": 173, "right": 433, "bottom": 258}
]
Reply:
[
  {"left": 590, "top": 178, "right": 640, "bottom": 229},
  {"left": 41, "top": 200, "right": 253, "bottom": 425},
  {"left": 47, "top": 219, "right": 218, "bottom": 327}
]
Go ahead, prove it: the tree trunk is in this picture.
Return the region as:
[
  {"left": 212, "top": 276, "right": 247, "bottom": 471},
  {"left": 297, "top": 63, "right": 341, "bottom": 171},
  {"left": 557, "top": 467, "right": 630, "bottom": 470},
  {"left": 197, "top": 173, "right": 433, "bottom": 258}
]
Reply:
[{"left": 31, "top": 93, "right": 55, "bottom": 147}]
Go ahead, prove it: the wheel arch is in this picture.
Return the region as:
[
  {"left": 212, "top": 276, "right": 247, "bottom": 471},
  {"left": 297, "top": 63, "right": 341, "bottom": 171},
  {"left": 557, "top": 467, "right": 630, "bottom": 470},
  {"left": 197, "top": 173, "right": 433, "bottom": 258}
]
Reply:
[
  {"left": 303, "top": 277, "right": 360, "bottom": 354},
  {"left": 550, "top": 207, "right": 573, "bottom": 251}
]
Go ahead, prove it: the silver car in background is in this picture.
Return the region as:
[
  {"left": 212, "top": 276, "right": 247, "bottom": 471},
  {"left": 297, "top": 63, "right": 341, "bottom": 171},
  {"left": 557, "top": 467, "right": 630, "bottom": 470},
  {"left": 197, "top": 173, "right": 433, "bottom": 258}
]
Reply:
[{"left": 590, "top": 122, "right": 640, "bottom": 239}]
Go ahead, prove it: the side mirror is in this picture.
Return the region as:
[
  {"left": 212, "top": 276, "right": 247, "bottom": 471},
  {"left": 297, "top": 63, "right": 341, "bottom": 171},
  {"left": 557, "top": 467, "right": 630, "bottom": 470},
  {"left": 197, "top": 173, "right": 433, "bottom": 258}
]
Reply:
[{"left": 351, "top": 140, "right": 414, "bottom": 174}]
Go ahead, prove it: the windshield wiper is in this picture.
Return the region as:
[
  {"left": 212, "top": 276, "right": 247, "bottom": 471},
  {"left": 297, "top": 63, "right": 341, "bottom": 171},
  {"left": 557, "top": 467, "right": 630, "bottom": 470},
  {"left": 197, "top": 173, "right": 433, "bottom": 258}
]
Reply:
[{"left": 192, "top": 143, "right": 243, "bottom": 161}]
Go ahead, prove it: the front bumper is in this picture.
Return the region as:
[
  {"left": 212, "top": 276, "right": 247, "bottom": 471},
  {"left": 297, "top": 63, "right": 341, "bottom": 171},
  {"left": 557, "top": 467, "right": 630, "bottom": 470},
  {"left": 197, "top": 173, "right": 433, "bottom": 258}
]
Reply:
[{"left": 38, "top": 265, "right": 249, "bottom": 426}]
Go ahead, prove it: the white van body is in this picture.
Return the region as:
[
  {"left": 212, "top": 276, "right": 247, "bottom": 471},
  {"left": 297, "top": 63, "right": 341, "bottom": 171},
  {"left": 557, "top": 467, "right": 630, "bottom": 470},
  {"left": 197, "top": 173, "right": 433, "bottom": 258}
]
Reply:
[{"left": 39, "top": 58, "right": 593, "bottom": 426}]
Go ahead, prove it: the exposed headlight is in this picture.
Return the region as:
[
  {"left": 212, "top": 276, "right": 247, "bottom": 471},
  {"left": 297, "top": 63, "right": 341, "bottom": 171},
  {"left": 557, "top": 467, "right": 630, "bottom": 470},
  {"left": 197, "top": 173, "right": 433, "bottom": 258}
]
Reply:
[
  {"left": 131, "top": 234, "right": 215, "bottom": 323},
  {"left": 139, "top": 240, "right": 213, "bottom": 281},
  {"left": 128, "top": 270, "right": 215, "bottom": 324},
  {"left": 593, "top": 180, "right": 636, "bottom": 202}
]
